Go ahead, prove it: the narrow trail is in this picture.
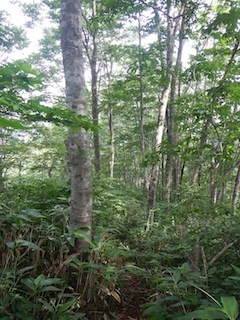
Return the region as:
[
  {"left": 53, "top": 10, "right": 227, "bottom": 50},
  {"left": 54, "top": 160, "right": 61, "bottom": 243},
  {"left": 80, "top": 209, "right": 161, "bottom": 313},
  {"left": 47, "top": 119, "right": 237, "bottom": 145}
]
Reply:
[{"left": 116, "top": 275, "right": 148, "bottom": 320}]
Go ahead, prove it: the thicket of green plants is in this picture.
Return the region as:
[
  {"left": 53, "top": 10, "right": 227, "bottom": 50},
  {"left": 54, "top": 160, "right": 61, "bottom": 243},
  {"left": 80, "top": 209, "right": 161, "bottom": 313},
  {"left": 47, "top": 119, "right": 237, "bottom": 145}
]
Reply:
[{"left": 0, "top": 174, "right": 240, "bottom": 319}]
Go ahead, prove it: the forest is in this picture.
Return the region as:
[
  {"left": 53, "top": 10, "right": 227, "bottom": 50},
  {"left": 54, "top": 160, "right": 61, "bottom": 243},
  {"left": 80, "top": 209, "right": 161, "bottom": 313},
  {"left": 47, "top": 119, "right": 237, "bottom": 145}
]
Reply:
[{"left": 0, "top": 0, "right": 239, "bottom": 319}]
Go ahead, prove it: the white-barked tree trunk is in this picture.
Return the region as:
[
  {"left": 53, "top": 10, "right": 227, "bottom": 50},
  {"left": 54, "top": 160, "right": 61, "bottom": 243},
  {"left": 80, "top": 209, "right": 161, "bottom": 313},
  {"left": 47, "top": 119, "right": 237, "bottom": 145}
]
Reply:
[{"left": 61, "top": 0, "right": 92, "bottom": 251}]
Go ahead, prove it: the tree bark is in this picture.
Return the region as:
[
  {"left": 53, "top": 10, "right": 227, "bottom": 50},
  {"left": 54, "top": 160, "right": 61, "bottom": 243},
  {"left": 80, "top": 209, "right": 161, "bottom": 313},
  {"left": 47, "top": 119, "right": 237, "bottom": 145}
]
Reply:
[
  {"left": 61, "top": 0, "right": 92, "bottom": 251},
  {"left": 146, "top": 83, "right": 172, "bottom": 225},
  {"left": 138, "top": 12, "right": 148, "bottom": 191},
  {"left": 91, "top": 34, "right": 101, "bottom": 173},
  {"left": 165, "top": 16, "right": 185, "bottom": 203},
  {"left": 0, "top": 129, "right": 5, "bottom": 192},
  {"left": 0, "top": 157, "right": 4, "bottom": 193},
  {"left": 104, "top": 59, "right": 115, "bottom": 179},
  {"left": 232, "top": 166, "right": 240, "bottom": 214},
  {"left": 82, "top": 0, "right": 101, "bottom": 173},
  {"left": 108, "top": 102, "right": 114, "bottom": 179}
]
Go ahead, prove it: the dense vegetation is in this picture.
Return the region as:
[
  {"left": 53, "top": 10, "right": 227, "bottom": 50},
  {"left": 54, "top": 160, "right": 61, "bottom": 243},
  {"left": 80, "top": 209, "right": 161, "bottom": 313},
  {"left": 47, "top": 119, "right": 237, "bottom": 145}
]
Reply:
[{"left": 0, "top": 0, "right": 239, "bottom": 319}]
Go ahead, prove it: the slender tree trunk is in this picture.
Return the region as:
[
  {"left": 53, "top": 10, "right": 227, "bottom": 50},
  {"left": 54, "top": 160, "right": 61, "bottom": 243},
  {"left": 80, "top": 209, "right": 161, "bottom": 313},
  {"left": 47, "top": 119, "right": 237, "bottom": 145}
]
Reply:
[
  {"left": 122, "top": 144, "right": 127, "bottom": 185},
  {"left": 161, "top": 155, "right": 165, "bottom": 201},
  {"left": 146, "top": 83, "right": 172, "bottom": 224},
  {"left": 91, "top": 32, "right": 101, "bottom": 173},
  {"left": 105, "top": 60, "right": 115, "bottom": 179},
  {"left": 210, "top": 157, "right": 217, "bottom": 205},
  {"left": 138, "top": 12, "right": 148, "bottom": 190},
  {"left": 164, "top": 140, "right": 171, "bottom": 203},
  {"left": 146, "top": 1, "right": 185, "bottom": 225},
  {"left": 178, "top": 161, "right": 185, "bottom": 199},
  {"left": 165, "top": 50, "right": 183, "bottom": 202},
  {"left": 167, "top": 18, "right": 184, "bottom": 202},
  {"left": 108, "top": 103, "right": 114, "bottom": 179},
  {"left": 0, "top": 130, "right": 5, "bottom": 192},
  {"left": 61, "top": 0, "right": 92, "bottom": 251},
  {"left": 0, "top": 157, "right": 4, "bottom": 193},
  {"left": 82, "top": 0, "right": 101, "bottom": 173},
  {"left": 216, "top": 182, "right": 226, "bottom": 204},
  {"left": 232, "top": 166, "right": 240, "bottom": 214},
  {"left": 192, "top": 120, "right": 209, "bottom": 184}
]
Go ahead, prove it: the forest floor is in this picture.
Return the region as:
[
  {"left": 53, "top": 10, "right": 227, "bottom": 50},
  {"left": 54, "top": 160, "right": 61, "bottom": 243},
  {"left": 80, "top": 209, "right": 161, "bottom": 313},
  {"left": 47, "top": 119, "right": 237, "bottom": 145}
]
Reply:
[{"left": 116, "top": 274, "right": 148, "bottom": 320}]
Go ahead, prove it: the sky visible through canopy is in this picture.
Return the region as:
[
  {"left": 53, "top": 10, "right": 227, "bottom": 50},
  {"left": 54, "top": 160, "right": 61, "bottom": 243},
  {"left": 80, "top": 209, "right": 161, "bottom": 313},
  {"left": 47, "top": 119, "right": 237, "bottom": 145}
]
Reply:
[
  {"left": 0, "top": 0, "right": 46, "bottom": 59},
  {"left": 0, "top": 0, "right": 196, "bottom": 67}
]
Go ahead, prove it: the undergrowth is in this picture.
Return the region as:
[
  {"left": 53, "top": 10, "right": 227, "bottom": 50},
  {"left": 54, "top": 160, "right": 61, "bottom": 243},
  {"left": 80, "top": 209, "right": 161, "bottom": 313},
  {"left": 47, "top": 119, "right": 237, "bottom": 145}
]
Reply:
[{"left": 0, "top": 177, "right": 239, "bottom": 319}]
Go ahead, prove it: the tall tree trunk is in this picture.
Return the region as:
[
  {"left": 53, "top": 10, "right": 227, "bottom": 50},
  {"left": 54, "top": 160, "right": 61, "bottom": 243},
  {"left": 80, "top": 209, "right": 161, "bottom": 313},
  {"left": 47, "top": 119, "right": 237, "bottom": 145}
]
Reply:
[
  {"left": 178, "top": 161, "right": 185, "bottom": 199},
  {"left": 90, "top": 26, "right": 101, "bottom": 173},
  {"left": 210, "top": 157, "right": 217, "bottom": 205},
  {"left": 0, "top": 129, "right": 5, "bottom": 192},
  {"left": 165, "top": 17, "right": 185, "bottom": 202},
  {"left": 108, "top": 102, "right": 114, "bottom": 179},
  {"left": 146, "top": 1, "right": 185, "bottom": 225},
  {"left": 232, "top": 166, "right": 240, "bottom": 214},
  {"left": 105, "top": 60, "right": 115, "bottom": 179},
  {"left": 0, "top": 157, "right": 4, "bottom": 193},
  {"left": 61, "top": 0, "right": 92, "bottom": 251},
  {"left": 138, "top": 12, "right": 148, "bottom": 190},
  {"left": 165, "top": 41, "right": 184, "bottom": 202},
  {"left": 146, "top": 83, "right": 172, "bottom": 225},
  {"left": 82, "top": 0, "right": 101, "bottom": 173},
  {"left": 192, "top": 120, "right": 209, "bottom": 184}
]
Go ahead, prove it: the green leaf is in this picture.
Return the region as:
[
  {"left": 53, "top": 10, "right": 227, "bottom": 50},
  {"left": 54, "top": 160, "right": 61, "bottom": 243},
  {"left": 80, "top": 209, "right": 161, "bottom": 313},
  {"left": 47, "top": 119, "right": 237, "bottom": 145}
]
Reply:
[
  {"left": 0, "top": 97, "right": 9, "bottom": 105},
  {"left": 194, "top": 286, "right": 221, "bottom": 307},
  {"left": 24, "top": 209, "right": 46, "bottom": 219},
  {"left": 15, "top": 239, "right": 43, "bottom": 251},
  {"left": 39, "top": 299, "right": 55, "bottom": 313},
  {"left": 0, "top": 117, "right": 27, "bottom": 130},
  {"left": 180, "top": 308, "right": 227, "bottom": 319},
  {"left": 231, "top": 265, "right": 240, "bottom": 274},
  {"left": 221, "top": 296, "right": 239, "bottom": 320},
  {"left": 58, "top": 298, "right": 77, "bottom": 313},
  {"left": 39, "top": 285, "right": 61, "bottom": 292},
  {"left": 172, "top": 269, "right": 181, "bottom": 284},
  {"left": 75, "top": 313, "right": 86, "bottom": 318},
  {"left": 40, "top": 278, "right": 64, "bottom": 286},
  {"left": 34, "top": 274, "right": 45, "bottom": 286},
  {"left": 15, "top": 214, "right": 32, "bottom": 222},
  {"left": 229, "top": 276, "right": 240, "bottom": 281},
  {"left": 73, "top": 229, "right": 94, "bottom": 247},
  {"left": 21, "top": 278, "right": 35, "bottom": 291},
  {"left": 5, "top": 241, "right": 15, "bottom": 249},
  {"left": 16, "top": 266, "right": 34, "bottom": 275}
]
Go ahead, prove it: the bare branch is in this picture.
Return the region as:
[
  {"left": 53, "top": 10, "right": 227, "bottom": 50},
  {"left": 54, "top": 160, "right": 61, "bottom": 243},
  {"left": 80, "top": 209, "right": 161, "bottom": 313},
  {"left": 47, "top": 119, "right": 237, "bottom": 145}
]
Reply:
[
  {"left": 211, "top": 158, "right": 240, "bottom": 189},
  {"left": 209, "top": 241, "right": 236, "bottom": 266}
]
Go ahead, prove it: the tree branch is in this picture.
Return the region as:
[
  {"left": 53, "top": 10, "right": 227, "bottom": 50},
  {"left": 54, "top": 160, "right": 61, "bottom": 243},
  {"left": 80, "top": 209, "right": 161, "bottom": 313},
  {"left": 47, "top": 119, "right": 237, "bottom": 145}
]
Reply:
[
  {"left": 211, "top": 158, "right": 240, "bottom": 189},
  {"left": 209, "top": 241, "right": 236, "bottom": 266}
]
